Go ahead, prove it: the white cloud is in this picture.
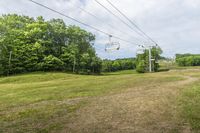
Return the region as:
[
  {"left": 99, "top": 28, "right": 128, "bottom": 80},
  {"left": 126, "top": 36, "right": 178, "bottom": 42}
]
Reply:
[{"left": 0, "top": 0, "right": 200, "bottom": 59}]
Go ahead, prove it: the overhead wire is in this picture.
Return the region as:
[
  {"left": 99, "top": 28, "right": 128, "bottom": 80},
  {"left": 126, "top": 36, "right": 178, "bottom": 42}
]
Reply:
[
  {"left": 28, "top": 0, "right": 139, "bottom": 46},
  {"left": 66, "top": 1, "right": 145, "bottom": 43},
  {"left": 93, "top": 0, "right": 150, "bottom": 43},
  {"left": 105, "top": 0, "right": 158, "bottom": 45}
]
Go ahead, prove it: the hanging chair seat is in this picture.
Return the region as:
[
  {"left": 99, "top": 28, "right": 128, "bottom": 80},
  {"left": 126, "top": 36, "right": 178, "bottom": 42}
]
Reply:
[{"left": 105, "top": 42, "right": 120, "bottom": 52}]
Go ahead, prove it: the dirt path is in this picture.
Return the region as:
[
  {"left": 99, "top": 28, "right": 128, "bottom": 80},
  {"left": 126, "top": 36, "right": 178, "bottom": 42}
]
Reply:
[{"left": 63, "top": 75, "right": 198, "bottom": 133}]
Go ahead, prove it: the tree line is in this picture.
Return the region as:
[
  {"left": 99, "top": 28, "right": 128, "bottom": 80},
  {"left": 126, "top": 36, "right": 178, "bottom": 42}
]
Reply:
[
  {"left": 176, "top": 54, "right": 200, "bottom": 66},
  {"left": 0, "top": 14, "right": 163, "bottom": 76},
  {"left": 0, "top": 14, "right": 141, "bottom": 76},
  {"left": 102, "top": 58, "right": 136, "bottom": 72},
  {"left": 0, "top": 14, "right": 102, "bottom": 75}
]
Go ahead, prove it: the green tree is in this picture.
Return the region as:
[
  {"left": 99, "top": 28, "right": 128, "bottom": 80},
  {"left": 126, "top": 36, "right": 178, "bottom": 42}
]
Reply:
[
  {"left": 111, "top": 61, "right": 121, "bottom": 71},
  {"left": 136, "top": 60, "right": 145, "bottom": 73},
  {"left": 40, "top": 55, "right": 64, "bottom": 71},
  {"left": 102, "top": 58, "right": 136, "bottom": 72},
  {"left": 176, "top": 54, "right": 200, "bottom": 66},
  {"left": 136, "top": 46, "right": 162, "bottom": 73},
  {"left": 0, "top": 14, "right": 101, "bottom": 75}
]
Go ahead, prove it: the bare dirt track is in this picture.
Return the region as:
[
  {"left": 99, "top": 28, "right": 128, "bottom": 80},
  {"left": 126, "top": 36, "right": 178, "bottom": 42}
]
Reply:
[{"left": 63, "top": 71, "right": 199, "bottom": 133}]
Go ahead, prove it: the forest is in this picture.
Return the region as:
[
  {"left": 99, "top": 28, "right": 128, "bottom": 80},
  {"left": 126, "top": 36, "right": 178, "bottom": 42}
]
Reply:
[
  {"left": 0, "top": 14, "right": 144, "bottom": 76},
  {"left": 0, "top": 14, "right": 162, "bottom": 76},
  {"left": 0, "top": 14, "right": 102, "bottom": 75}
]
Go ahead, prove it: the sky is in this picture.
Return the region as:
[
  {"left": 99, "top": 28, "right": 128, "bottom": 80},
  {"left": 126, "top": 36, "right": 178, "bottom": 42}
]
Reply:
[{"left": 0, "top": 0, "right": 200, "bottom": 59}]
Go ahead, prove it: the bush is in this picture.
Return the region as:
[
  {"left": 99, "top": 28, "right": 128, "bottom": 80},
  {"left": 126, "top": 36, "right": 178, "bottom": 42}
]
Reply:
[
  {"left": 176, "top": 55, "right": 200, "bottom": 66},
  {"left": 136, "top": 61, "right": 145, "bottom": 73},
  {"left": 111, "top": 61, "right": 121, "bottom": 71},
  {"left": 41, "top": 55, "right": 64, "bottom": 71},
  {"left": 102, "top": 58, "right": 136, "bottom": 72}
]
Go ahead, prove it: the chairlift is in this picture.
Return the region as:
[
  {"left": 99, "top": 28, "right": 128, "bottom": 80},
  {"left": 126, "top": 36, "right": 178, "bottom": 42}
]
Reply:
[
  {"left": 136, "top": 46, "right": 145, "bottom": 55},
  {"left": 105, "top": 35, "right": 120, "bottom": 52},
  {"left": 136, "top": 50, "right": 144, "bottom": 55},
  {"left": 105, "top": 42, "right": 120, "bottom": 52}
]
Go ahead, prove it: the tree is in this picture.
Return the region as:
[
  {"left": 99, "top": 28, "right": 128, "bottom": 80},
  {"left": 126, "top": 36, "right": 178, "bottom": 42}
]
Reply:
[
  {"left": 0, "top": 14, "right": 101, "bottom": 75},
  {"left": 136, "top": 60, "right": 145, "bottom": 73},
  {"left": 136, "top": 46, "right": 162, "bottom": 73},
  {"left": 176, "top": 54, "right": 200, "bottom": 66},
  {"left": 40, "top": 55, "right": 64, "bottom": 71},
  {"left": 111, "top": 61, "right": 121, "bottom": 71},
  {"left": 102, "top": 58, "right": 136, "bottom": 72}
]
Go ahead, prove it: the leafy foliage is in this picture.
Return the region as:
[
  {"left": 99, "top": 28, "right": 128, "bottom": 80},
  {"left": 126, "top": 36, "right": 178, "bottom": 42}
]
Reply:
[
  {"left": 102, "top": 58, "right": 136, "bottom": 72},
  {"left": 176, "top": 54, "right": 200, "bottom": 66},
  {"left": 0, "top": 14, "right": 101, "bottom": 75},
  {"left": 136, "top": 46, "right": 162, "bottom": 73},
  {"left": 136, "top": 60, "right": 145, "bottom": 73}
]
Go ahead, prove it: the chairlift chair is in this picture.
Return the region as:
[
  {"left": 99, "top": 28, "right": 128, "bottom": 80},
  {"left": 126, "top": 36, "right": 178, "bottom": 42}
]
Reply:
[
  {"left": 105, "top": 42, "right": 120, "bottom": 52},
  {"left": 136, "top": 47, "right": 145, "bottom": 55},
  {"left": 105, "top": 35, "right": 120, "bottom": 52}
]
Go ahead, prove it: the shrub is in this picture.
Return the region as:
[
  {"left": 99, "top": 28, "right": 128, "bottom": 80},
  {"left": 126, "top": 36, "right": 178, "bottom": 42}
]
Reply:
[
  {"left": 41, "top": 55, "right": 64, "bottom": 71},
  {"left": 136, "top": 61, "right": 145, "bottom": 73}
]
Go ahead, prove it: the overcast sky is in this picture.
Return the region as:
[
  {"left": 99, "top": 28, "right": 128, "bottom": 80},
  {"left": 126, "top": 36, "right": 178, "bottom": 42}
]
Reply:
[{"left": 0, "top": 0, "right": 200, "bottom": 59}]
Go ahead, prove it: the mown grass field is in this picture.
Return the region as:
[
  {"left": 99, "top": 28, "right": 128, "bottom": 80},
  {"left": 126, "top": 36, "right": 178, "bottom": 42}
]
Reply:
[
  {"left": 179, "top": 82, "right": 200, "bottom": 132},
  {"left": 0, "top": 69, "right": 200, "bottom": 133}
]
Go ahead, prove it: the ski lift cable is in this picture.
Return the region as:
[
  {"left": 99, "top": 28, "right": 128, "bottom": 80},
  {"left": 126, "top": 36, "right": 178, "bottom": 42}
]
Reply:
[
  {"left": 67, "top": 1, "right": 145, "bottom": 43},
  {"left": 93, "top": 0, "right": 151, "bottom": 43},
  {"left": 28, "top": 0, "right": 139, "bottom": 46},
  {"left": 105, "top": 0, "right": 158, "bottom": 45}
]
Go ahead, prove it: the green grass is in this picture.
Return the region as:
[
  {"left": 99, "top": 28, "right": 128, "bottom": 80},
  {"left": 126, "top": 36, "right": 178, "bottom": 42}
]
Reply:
[
  {"left": 173, "top": 66, "right": 200, "bottom": 70},
  {"left": 102, "top": 70, "right": 138, "bottom": 75},
  {"left": 179, "top": 82, "right": 200, "bottom": 132},
  {"left": 0, "top": 70, "right": 196, "bottom": 132}
]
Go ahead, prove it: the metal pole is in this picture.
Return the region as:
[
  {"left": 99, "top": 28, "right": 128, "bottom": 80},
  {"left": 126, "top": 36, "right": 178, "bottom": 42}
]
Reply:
[
  {"left": 148, "top": 47, "right": 152, "bottom": 72},
  {"left": 73, "top": 56, "right": 76, "bottom": 73},
  {"left": 8, "top": 51, "right": 12, "bottom": 75}
]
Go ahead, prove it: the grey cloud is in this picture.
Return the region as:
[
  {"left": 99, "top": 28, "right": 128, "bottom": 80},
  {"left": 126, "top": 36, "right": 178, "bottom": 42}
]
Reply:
[{"left": 0, "top": 0, "right": 199, "bottom": 59}]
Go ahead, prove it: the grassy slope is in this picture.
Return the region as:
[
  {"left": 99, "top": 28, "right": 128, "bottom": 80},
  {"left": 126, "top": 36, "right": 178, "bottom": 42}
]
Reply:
[
  {"left": 0, "top": 70, "right": 199, "bottom": 132},
  {"left": 163, "top": 64, "right": 200, "bottom": 132},
  {"left": 179, "top": 82, "right": 200, "bottom": 132},
  {"left": 0, "top": 72, "right": 142, "bottom": 132}
]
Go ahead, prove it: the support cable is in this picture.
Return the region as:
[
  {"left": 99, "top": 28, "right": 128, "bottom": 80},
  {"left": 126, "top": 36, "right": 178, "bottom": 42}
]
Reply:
[{"left": 28, "top": 0, "right": 139, "bottom": 46}]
